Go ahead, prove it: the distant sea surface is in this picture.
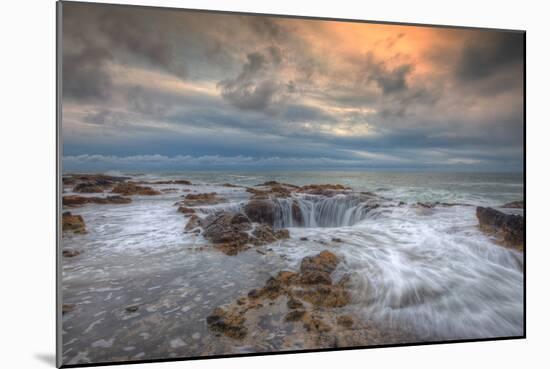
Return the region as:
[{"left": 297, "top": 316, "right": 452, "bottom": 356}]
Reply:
[{"left": 100, "top": 170, "right": 523, "bottom": 205}]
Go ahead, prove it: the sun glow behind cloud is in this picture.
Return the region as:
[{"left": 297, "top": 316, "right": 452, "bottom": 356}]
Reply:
[{"left": 61, "top": 3, "right": 524, "bottom": 172}]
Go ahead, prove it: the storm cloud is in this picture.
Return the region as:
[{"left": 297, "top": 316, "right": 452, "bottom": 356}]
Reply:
[{"left": 60, "top": 2, "right": 524, "bottom": 172}]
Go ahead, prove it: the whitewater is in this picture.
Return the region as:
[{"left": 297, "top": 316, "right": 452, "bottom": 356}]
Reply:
[{"left": 61, "top": 171, "right": 524, "bottom": 365}]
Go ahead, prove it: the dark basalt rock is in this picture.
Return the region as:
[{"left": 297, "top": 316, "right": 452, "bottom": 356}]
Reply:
[
  {"left": 145, "top": 179, "right": 192, "bottom": 185},
  {"left": 298, "top": 184, "right": 351, "bottom": 197},
  {"left": 246, "top": 185, "right": 292, "bottom": 200},
  {"left": 300, "top": 269, "right": 333, "bottom": 285},
  {"left": 200, "top": 213, "right": 252, "bottom": 255},
  {"left": 63, "top": 174, "right": 130, "bottom": 188},
  {"left": 202, "top": 213, "right": 251, "bottom": 243},
  {"left": 206, "top": 307, "right": 248, "bottom": 339},
  {"left": 287, "top": 297, "right": 304, "bottom": 310},
  {"left": 181, "top": 192, "right": 224, "bottom": 206},
  {"left": 197, "top": 212, "right": 289, "bottom": 255},
  {"left": 300, "top": 250, "right": 340, "bottom": 274},
  {"left": 62, "top": 249, "right": 81, "bottom": 257},
  {"left": 177, "top": 206, "right": 196, "bottom": 215},
  {"left": 244, "top": 199, "right": 277, "bottom": 225},
  {"left": 336, "top": 315, "right": 354, "bottom": 328},
  {"left": 285, "top": 309, "right": 306, "bottom": 322},
  {"left": 73, "top": 183, "right": 104, "bottom": 193},
  {"left": 111, "top": 182, "right": 161, "bottom": 196},
  {"left": 62, "top": 303, "right": 76, "bottom": 315},
  {"left": 251, "top": 224, "right": 289, "bottom": 246},
  {"left": 416, "top": 201, "right": 471, "bottom": 208},
  {"left": 256, "top": 181, "right": 299, "bottom": 189},
  {"left": 501, "top": 201, "right": 524, "bottom": 209},
  {"left": 206, "top": 250, "right": 351, "bottom": 339},
  {"left": 62, "top": 212, "right": 87, "bottom": 234},
  {"left": 184, "top": 215, "right": 201, "bottom": 232},
  {"left": 476, "top": 206, "right": 524, "bottom": 251},
  {"left": 125, "top": 305, "right": 139, "bottom": 313},
  {"left": 221, "top": 183, "right": 241, "bottom": 188},
  {"left": 292, "top": 200, "right": 304, "bottom": 226},
  {"left": 63, "top": 195, "right": 132, "bottom": 207}
]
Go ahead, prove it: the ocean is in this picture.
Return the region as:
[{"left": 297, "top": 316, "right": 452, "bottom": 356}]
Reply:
[{"left": 61, "top": 171, "right": 524, "bottom": 364}]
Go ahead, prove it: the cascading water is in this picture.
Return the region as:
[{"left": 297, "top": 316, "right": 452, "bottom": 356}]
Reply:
[{"left": 272, "top": 194, "right": 380, "bottom": 228}]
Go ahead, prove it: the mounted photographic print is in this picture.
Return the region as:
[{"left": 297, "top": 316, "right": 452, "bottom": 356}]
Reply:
[{"left": 57, "top": 1, "right": 525, "bottom": 367}]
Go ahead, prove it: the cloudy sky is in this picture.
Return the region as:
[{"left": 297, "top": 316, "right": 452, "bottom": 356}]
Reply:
[{"left": 61, "top": 2, "right": 524, "bottom": 172}]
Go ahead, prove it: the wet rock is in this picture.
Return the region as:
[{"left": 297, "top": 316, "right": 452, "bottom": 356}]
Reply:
[
  {"left": 200, "top": 213, "right": 252, "bottom": 255},
  {"left": 300, "top": 250, "right": 340, "bottom": 274},
  {"left": 63, "top": 174, "right": 130, "bottom": 188},
  {"left": 332, "top": 238, "right": 343, "bottom": 243},
  {"left": 276, "top": 270, "right": 300, "bottom": 285},
  {"left": 337, "top": 315, "right": 354, "bottom": 328},
  {"left": 62, "top": 303, "right": 76, "bottom": 315},
  {"left": 125, "top": 305, "right": 139, "bottom": 313},
  {"left": 416, "top": 201, "right": 471, "bottom": 208},
  {"left": 361, "top": 191, "right": 378, "bottom": 197},
  {"left": 276, "top": 229, "right": 290, "bottom": 239},
  {"left": 502, "top": 201, "right": 524, "bottom": 209},
  {"left": 62, "top": 212, "right": 87, "bottom": 234},
  {"left": 244, "top": 200, "right": 277, "bottom": 224},
  {"left": 73, "top": 183, "right": 104, "bottom": 193},
  {"left": 206, "top": 307, "right": 247, "bottom": 339},
  {"left": 182, "top": 192, "right": 224, "bottom": 206},
  {"left": 300, "top": 237, "right": 309, "bottom": 241},
  {"left": 101, "top": 195, "right": 133, "bottom": 204},
  {"left": 246, "top": 186, "right": 291, "bottom": 200},
  {"left": 231, "top": 213, "right": 251, "bottom": 225},
  {"left": 285, "top": 310, "right": 306, "bottom": 322},
  {"left": 62, "top": 177, "right": 76, "bottom": 186},
  {"left": 258, "top": 180, "right": 282, "bottom": 186},
  {"left": 246, "top": 181, "right": 299, "bottom": 201},
  {"left": 146, "top": 179, "right": 192, "bottom": 185},
  {"left": 203, "top": 213, "right": 251, "bottom": 243},
  {"left": 292, "top": 201, "right": 304, "bottom": 226},
  {"left": 63, "top": 195, "right": 132, "bottom": 207},
  {"left": 298, "top": 184, "right": 351, "bottom": 197},
  {"left": 177, "top": 206, "right": 196, "bottom": 215},
  {"left": 248, "top": 250, "right": 346, "bottom": 307},
  {"left": 247, "top": 289, "right": 262, "bottom": 299},
  {"left": 287, "top": 298, "right": 304, "bottom": 310},
  {"left": 416, "top": 202, "right": 434, "bottom": 208},
  {"left": 161, "top": 188, "right": 179, "bottom": 193},
  {"left": 245, "top": 187, "right": 267, "bottom": 198},
  {"left": 302, "top": 314, "right": 332, "bottom": 333},
  {"left": 251, "top": 224, "right": 289, "bottom": 246},
  {"left": 207, "top": 251, "right": 352, "bottom": 341},
  {"left": 62, "top": 249, "right": 81, "bottom": 257},
  {"left": 62, "top": 195, "right": 89, "bottom": 207},
  {"left": 300, "top": 270, "right": 333, "bottom": 285},
  {"left": 476, "top": 206, "right": 524, "bottom": 251},
  {"left": 184, "top": 215, "right": 201, "bottom": 232},
  {"left": 257, "top": 181, "right": 299, "bottom": 189},
  {"left": 297, "top": 284, "right": 350, "bottom": 308},
  {"left": 112, "top": 182, "right": 161, "bottom": 196}
]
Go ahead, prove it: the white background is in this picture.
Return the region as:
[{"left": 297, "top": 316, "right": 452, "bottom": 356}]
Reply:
[{"left": 1, "top": 0, "right": 547, "bottom": 368}]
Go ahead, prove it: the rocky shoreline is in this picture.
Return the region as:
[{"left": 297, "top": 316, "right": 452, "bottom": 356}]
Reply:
[
  {"left": 61, "top": 173, "right": 524, "bottom": 357},
  {"left": 476, "top": 206, "right": 524, "bottom": 251}
]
